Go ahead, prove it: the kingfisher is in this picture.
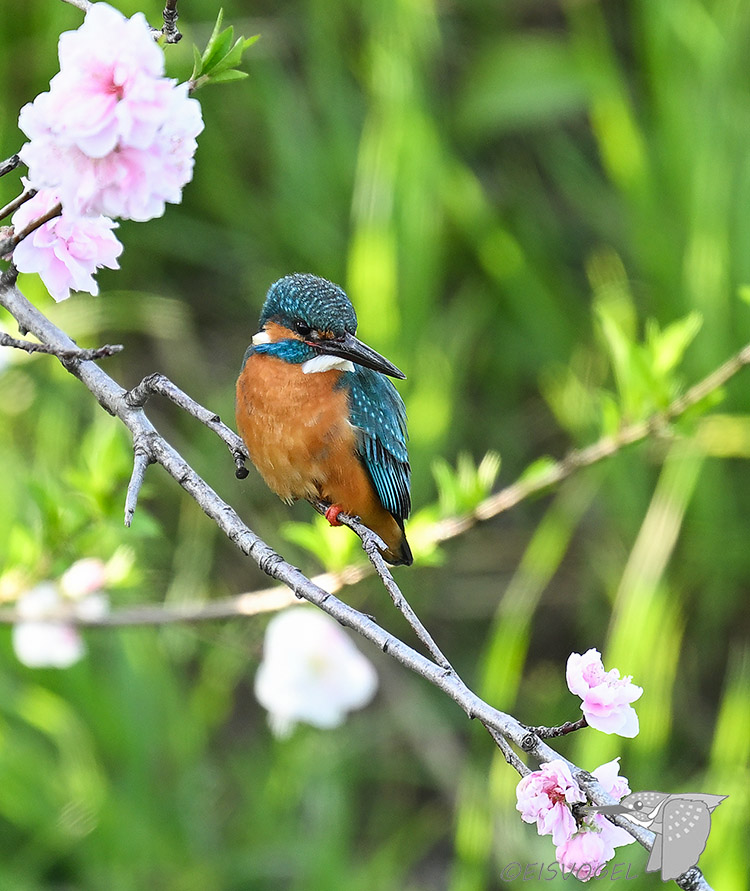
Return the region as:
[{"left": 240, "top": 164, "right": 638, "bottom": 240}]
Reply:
[{"left": 235, "top": 273, "right": 412, "bottom": 566}]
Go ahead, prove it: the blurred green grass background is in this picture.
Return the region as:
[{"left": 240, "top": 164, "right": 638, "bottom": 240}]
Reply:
[{"left": 1, "top": 0, "right": 749, "bottom": 888}]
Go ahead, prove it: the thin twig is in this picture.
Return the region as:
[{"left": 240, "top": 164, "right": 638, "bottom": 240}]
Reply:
[
  {"left": 485, "top": 724, "right": 531, "bottom": 777},
  {"left": 125, "top": 372, "right": 249, "bottom": 477},
  {"left": 0, "top": 189, "right": 37, "bottom": 223},
  {"left": 161, "top": 0, "right": 182, "bottom": 43},
  {"left": 125, "top": 444, "right": 152, "bottom": 527},
  {"left": 0, "top": 154, "right": 21, "bottom": 178},
  {"left": 319, "top": 502, "right": 455, "bottom": 673},
  {"left": 0, "top": 332, "right": 123, "bottom": 361},
  {"left": 0, "top": 202, "right": 62, "bottom": 257},
  {"left": 0, "top": 588, "right": 302, "bottom": 627},
  {"left": 470, "top": 344, "right": 750, "bottom": 526},
  {"left": 524, "top": 716, "right": 588, "bottom": 739},
  {"left": 59, "top": 0, "right": 92, "bottom": 11},
  {"left": 0, "top": 574, "right": 366, "bottom": 627}
]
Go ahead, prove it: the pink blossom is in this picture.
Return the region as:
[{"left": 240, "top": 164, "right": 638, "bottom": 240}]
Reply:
[
  {"left": 554, "top": 758, "right": 635, "bottom": 881},
  {"left": 60, "top": 558, "right": 107, "bottom": 598},
  {"left": 11, "top": 189, "right": 122, "bottom": 302},
  {"left": 516, "top": 759, "right": 586, "bottom": 845},
  {"left": 566, "top": 648, "right": 643, "bottom": 737},
  {"left": 556, "top": 830, "right": 610, "bottom": 881},
  {"left": 54, "top": 3, "right": 168, "bottom": 157},
  {"left": 592, "top": 757, "right": 631, "bottom": 803},
  {"left": 590, "top": 758, "right": 636, "bottom": 850},
  {"left": 18, "top": 2, "right": 203, "bottom": 221}
]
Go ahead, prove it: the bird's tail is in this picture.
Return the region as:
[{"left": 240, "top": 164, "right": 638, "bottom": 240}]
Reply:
[{"left": 383, "top": 523, "right": 413, "bottom": 567}]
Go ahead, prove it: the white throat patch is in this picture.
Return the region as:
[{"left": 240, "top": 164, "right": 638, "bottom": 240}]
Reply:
[{"left": 301, "top": 354, "right": 356, "bottom": 374}]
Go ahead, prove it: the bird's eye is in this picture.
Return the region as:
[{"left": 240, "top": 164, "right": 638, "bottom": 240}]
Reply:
[{"left": 294, "top": 320, "right": 312, "bottom": 337}]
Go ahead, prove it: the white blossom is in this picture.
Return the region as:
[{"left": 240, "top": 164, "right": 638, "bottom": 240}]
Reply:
[
  {"left": 12, "top": 578, "right": 108, "bottom": 669},
  {"left": 255, "top": 608, "right": 378, "bottom": 737}
]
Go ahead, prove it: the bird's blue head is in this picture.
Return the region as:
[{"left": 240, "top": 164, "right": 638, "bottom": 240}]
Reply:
[
  {"left": 260, "top": 273, "right": 358, "bottom": 337},
  {"left": 251, "top": 273, "right": 405, "bottom": 379}
]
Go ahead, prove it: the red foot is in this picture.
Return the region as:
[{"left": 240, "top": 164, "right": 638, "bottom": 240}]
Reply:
[{"left": 324, "top": 504, "right": 344, "bottom": 526}]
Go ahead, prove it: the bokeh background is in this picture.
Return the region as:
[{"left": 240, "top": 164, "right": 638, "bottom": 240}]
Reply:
[{"left": 1, "top": 0, "right": 749, "bottom": 888}]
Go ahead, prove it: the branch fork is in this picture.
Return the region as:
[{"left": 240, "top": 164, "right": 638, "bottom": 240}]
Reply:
[{"left": 124, "top": 371, "right": 249, "bottom": 478}]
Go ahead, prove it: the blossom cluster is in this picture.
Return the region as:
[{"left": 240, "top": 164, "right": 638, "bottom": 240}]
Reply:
[
  {"left": 11, "top": 3, "right": 203, "bottom": 301},
  {"left": 517, "top": 758, "right": 635, "bottom": 881},
  {"left": 515, "top": 648, "right": 643, "bottom": 882}
]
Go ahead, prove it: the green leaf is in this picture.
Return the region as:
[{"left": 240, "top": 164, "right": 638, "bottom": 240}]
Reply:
[
  {"left": 477, "top": 451, "right": 502, "bottom": 492},
  {"left": 199, "top": 9, "right": 228, "bottom": 72},
  {"left": 599, "top": 391, "right": 622, "bottom": 435},
  {"left": 204, "top": 26, "right": 235, "bottom": 74},
  {"left": 432, "top": 456, "right": 460, "bottom": 516},
  {"left": 190, "top": 44, "right": 203, "bottom": 82},
  {"left": 596, "top": 302, "right": 634, "bottom": 390},
  {"left": 210, "top": 36, "right": 249, "bottom": 76},
  {"left": 204, "top": 69, "right": 250, "bottom": 85},
  {"left": 189, "top": 10, "right": 258, "bottom": 90},
  {"left": 649, "top": 311, "right": 703, "bottom": 376}
]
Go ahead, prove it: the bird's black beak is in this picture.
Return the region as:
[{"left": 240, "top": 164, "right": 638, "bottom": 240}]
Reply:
[{"left": 311, "top": 331, "right": 406, "bottom": 379}]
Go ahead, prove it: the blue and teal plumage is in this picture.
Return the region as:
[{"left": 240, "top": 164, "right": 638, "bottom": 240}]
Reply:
[
  {"left": 260, "top": 273, "right": 357, "bottom": 336},
  {"left": 242, "top": 338, "right": 315, "bottom": 367},
  {"left": 340, "top": 368, "right": 411, "bottom": 524}
]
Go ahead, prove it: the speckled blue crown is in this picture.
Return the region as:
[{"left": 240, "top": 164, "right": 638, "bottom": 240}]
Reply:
[{"left": 260, "top": 273, "right": 358, "bottom": 335}]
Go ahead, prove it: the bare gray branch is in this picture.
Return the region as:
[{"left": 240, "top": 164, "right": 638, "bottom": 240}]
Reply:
[
  {"left": 59, "top": 0, "right": 92, "bottom": 12},
  {"left": 0, "top": 202, "right": 62, "bottom": 257},
  {"left": 125, "top": 372, "right": 249, "bottom": 477},
  {"left": 0, "top": 331, "right": 123, "bottom": 361},
  {"left": 125, "top": 443, "right": 152, "bottom": 527},
  {"left": 0, "top": 188, "right": 36, "bottom": 223},
  {"left": 161, "top": 0, "right": 182, "bottom": 43},
  {"left": 323, "top": 501, "right": 455, "bottom": 673},
  {"left": 0, "top": 154, "right": 22, "bottom": 178}
]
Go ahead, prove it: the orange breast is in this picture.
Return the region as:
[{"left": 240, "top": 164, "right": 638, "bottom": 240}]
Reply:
[{"left": 235, "top": 353, "right": 408, "bottom": 563}]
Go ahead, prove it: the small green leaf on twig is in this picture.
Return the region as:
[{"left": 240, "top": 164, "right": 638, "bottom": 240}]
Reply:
[{"left": 189, "top": 9, "right": 259, "bottom": 91}]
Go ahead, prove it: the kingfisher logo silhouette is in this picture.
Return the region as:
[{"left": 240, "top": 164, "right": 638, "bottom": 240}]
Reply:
[{"left": 586, "top": 791, "right": 727, "bottom": 881}]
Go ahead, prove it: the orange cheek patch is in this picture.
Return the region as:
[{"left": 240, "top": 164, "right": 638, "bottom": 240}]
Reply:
[{"left": 260, "top": 320, "right": 301, "bottom": 343}]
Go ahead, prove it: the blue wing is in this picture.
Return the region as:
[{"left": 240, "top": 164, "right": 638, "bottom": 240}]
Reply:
[{"left": 341, "top": 367, "right": 411, "bottom": 522}]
